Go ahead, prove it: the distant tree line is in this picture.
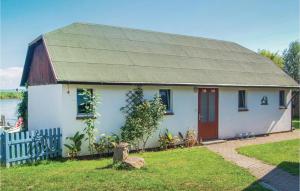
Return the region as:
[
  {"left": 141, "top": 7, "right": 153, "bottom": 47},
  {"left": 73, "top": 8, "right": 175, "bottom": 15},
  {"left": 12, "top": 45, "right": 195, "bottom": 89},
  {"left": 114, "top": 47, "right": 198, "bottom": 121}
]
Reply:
[
  {"left": 0, "top": 91, "right": 22, "bottom": 99},
  {"left": 258, "top": 40, "right": 300, "bottom": 83}
]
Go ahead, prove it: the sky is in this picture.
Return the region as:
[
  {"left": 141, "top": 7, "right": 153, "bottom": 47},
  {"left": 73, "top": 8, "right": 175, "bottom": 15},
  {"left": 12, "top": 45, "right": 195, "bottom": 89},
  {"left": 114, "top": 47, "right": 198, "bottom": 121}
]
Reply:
[{"left": 1, "top": 0, "right": 299, "bottom": 89}]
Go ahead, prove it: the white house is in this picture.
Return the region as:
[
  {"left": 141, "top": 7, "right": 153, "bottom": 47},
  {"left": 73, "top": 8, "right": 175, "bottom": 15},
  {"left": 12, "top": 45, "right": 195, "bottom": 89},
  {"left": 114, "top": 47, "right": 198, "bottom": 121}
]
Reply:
[{"left": 20, "top": 23, "right": 298, "bottom": 156}]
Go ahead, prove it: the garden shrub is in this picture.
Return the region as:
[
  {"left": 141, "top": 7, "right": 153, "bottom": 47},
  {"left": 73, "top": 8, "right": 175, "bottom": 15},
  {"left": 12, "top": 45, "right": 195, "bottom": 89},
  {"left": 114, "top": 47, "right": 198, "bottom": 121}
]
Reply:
[
  {"left": 158, "top": 129, "right": 180, "bottom": 149},
  {"left": 64, "top": 131, "right": 85, "bottom": 158},
  {"left": 178, "top": 129, "right": 198, "bottom": 147},
  {"left": 94, "top": 134, "right": 120, "bottom": 155},
  {"left": 121, "top": 87, "right": 166, "bottom": 151}
]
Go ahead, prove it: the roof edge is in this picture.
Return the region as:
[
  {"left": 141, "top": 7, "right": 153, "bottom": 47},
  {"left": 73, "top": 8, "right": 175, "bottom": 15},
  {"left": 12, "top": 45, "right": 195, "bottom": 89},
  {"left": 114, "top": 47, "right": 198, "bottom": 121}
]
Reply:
[
  {"left": 57, "top": 80, "right": 299, "bottom": 88},
  {"left": 42, "top": 36, "right": 58, "bottom": 82}
]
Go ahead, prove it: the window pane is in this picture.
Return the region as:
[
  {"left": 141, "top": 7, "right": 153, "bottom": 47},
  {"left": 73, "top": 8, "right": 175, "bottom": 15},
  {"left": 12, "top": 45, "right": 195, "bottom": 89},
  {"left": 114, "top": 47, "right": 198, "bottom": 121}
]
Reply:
[
  {"left": 279, "top": 91, "right": 285, "bottom": 106},
  {"left": 166, "top": 90, "right": 170, "bottom": 111},
  {"left": 201, "top": 92, "right": 208, "bottom": 122},
  {"left": 77, "top": 89, "right": 93, "bottom": 114},
  {"left": 238, "top": 90, "right": 246, "bottom": 108},
  {"left": 159, "top": 90, "right": 171, "bottom": 111},
  {"left": 208, "top": 92, "right": 215, "bottom": 122}
]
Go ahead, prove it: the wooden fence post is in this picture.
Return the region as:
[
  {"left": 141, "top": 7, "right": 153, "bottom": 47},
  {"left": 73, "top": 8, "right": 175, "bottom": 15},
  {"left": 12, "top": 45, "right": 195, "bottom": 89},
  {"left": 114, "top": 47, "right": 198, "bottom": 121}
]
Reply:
[
  {"left": 5, "top": 132, "right": 10, "bottom": 167},
  {"left": 0, "top": 133, "right": 5, "bottom": 165},
  {"left": 57, "top": 128, "right": 62, "bottom": 157}
]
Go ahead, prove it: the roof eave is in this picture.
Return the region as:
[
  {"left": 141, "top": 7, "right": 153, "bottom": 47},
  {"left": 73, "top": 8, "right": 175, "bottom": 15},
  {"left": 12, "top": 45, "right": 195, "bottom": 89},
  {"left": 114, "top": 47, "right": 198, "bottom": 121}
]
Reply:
[{"left": 57, "top": 80, "right": 299, "bottom": 88}]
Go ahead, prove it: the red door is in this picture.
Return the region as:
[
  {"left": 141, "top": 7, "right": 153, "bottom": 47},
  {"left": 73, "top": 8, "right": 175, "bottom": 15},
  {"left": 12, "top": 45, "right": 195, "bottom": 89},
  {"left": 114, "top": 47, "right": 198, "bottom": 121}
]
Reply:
[{"left": 198, "top": 88, "right": 218, "bottom": 141}]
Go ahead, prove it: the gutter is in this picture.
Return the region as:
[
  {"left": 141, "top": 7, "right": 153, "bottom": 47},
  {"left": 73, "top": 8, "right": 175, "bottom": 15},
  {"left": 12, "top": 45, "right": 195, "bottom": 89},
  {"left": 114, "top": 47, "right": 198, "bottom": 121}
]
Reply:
[{"left": 58, "top": 80, "right": 299, "bottom": 89}]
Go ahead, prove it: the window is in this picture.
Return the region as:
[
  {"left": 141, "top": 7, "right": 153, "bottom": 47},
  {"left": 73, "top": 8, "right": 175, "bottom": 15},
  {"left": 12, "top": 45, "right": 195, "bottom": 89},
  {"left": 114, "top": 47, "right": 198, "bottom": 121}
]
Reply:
[
  {"left": 208, "top": 91, "right": 216, "bottom": 121},
  {"left": 159, "top": 89, "right": 172, "bottom": 113},
  {"left": 238, "top": 90, "right": 247, "bottom": 110},
  {"left": 77, "top": 89, "right": 93, "bottom": 115},
  {"left": 279, "top": 90, "right": 286, "bottom": 108}
]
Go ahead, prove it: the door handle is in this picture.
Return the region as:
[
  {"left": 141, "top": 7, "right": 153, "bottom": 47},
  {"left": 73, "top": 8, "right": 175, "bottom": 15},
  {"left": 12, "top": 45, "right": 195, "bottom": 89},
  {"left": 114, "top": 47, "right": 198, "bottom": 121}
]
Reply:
[{"left": 198, "top": 114, "right": 202, "bottom": 120}]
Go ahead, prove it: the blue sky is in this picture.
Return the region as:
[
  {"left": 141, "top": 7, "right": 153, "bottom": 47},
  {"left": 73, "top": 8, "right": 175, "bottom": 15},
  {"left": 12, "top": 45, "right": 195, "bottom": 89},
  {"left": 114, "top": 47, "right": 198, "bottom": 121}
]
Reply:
[{"left": 0, "top": 0, "right": 299, "bottom": 89}]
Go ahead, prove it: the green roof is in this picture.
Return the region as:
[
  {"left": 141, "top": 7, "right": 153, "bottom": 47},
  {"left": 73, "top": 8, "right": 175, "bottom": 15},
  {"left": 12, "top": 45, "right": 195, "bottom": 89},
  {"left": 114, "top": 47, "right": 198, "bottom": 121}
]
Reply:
[{"left": 25, "top": 22, "right": 299, "bottom": 87}]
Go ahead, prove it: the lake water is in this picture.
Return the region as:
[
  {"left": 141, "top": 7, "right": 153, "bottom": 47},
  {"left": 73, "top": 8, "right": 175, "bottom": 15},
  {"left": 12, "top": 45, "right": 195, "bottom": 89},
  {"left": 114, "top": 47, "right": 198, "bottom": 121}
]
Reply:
[{"left": 0, "top": 99, "right": 20, "bottom": 124}]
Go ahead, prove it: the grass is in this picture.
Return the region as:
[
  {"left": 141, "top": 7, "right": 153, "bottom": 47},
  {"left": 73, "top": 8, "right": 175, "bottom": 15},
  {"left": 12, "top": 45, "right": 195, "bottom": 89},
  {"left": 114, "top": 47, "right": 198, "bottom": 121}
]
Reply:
[
  {"left": 1, "top": 147, "right": 268, "bottom": 191},
  {"left": 292, "top": 117, "right": 300, "bottom": 129},
  {"left": 238, "top": 139, "right": 299, "bottom": 176},
  {"left": 0, "top": 91, "right": 22, "bottom": 99}
]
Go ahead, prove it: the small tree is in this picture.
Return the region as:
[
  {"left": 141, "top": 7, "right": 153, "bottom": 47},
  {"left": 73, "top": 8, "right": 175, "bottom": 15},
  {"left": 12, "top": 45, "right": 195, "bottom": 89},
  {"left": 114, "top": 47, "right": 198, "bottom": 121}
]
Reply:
[
  {"left": 81, "top": 89, "right": 100, "bottom": 155},
  {"left": 283, "top": 41, "right": 300, "bottom": 83},
  {"left": 138, "top": 95, "right": 166, "bottom": 150},
  {"left": 121, "top": 87, "right": 166, "bottom": 151}
]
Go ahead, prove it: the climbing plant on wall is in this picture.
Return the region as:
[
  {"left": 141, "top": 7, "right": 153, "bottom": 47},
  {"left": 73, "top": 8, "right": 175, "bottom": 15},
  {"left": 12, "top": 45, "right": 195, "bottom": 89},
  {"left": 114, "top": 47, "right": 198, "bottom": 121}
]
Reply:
[
  {"left": 120, "top": 87, "right": 144, "bottom": 148},
  {"left": 120, "top": 87, "right": 166, "bottom": 151},
  {"left": 81, "top": 89, "right": 100, "bottom": 155}
]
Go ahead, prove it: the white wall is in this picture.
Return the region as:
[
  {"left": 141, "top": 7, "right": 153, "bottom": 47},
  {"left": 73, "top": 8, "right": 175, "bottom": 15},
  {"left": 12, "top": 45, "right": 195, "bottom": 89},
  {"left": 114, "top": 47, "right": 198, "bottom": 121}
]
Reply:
[
  {"left": 60, "top": 85, "right": 197, "bottom": 155},
  {"left": 28, "top": 84, "right": 63, "bottom": 131},
  {"left": 28, "top": 84, "right": 292, "bottom": 156},
  {"left": 218, "top": 87, "right": 292, "bottom": 139}
]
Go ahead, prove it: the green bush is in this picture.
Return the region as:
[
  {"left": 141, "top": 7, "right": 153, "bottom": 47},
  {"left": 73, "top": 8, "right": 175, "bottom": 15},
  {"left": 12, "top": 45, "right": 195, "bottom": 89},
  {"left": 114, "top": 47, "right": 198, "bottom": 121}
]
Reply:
[
  {"left": 121, "top": 87, "right": 166, "bottom": 151},
  {"left": 158, "top": 129, "right": 180, "bottom": 149},
  {"left": 94, "top": 134, "right": 120, "bottom": 155},
  {"left": 64, "top": 132, "right": 85, "bottom": 159}
]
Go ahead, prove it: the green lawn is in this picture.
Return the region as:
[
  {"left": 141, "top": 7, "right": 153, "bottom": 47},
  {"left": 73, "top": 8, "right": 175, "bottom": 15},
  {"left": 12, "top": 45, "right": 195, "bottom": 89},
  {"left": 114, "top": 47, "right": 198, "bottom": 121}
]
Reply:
[
  {"left": 238, "top": 139, "right": 299, "bottom": 176},
  {"left": 292, "top": 117, "right": 300, "bottom": 129},
  {"left": 1, "top": 147, "right": 267, "bottom": 191}
]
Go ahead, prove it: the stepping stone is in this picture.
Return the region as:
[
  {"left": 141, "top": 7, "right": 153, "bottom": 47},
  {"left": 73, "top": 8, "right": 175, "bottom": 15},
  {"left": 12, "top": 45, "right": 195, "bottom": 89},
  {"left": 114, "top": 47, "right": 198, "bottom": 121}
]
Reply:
[{"left": 201, "top": 139, "right": 226, "bottom": 145}]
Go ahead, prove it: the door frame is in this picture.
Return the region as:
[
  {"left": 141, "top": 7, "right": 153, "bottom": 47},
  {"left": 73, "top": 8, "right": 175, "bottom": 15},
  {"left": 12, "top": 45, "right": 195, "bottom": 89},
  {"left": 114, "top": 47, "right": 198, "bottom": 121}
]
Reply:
[{"left": 198, "top": 88, "right": 219, "bottom": 141}]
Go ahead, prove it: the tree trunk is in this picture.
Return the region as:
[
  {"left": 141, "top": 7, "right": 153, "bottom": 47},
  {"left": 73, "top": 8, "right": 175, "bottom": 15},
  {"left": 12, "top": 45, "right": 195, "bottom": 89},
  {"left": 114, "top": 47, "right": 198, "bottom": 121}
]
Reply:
[{"left": 142, "top": 136, "right": 149, "bottom": 152}]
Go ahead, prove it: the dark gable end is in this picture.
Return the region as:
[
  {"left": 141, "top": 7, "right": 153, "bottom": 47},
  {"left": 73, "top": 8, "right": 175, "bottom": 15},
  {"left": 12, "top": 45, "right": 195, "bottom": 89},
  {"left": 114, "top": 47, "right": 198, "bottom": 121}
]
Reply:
[{"left": 20, "top": 38, "right": 56, "bottom": 86}]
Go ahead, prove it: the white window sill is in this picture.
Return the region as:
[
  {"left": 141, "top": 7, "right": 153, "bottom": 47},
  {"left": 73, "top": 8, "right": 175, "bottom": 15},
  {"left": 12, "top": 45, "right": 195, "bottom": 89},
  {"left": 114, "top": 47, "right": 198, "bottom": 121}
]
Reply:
[
  {"left": 279, "top": 106, "right": 287, "bottom": 109},
  {"left": 76, "top": 114, "right": 96, "bottom": 120}
]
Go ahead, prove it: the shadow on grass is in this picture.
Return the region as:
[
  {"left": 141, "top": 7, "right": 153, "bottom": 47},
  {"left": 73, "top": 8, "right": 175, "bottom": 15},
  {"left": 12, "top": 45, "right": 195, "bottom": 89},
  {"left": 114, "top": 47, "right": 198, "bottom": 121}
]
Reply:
[
  {"left": 95, "top": 163, "right": 137, "bottom": 171},
  {"left": 95, "top": 161, "right": 147, "bottom": 171},
  {"left": 95, "top": 164, "right": 114, "bottom": 170},
  {"left": 243, "top": 180, "right": 269, "bottom": 191},
  {"left": 243, "top": 162, "right": 299, "bottom": 191},
  {"left": 277, "top": 161, "right": 299, "bottom": 176}
]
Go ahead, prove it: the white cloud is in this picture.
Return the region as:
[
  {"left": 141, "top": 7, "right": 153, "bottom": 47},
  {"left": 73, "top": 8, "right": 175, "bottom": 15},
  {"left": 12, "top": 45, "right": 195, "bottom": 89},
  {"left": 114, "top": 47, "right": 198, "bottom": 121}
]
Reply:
[{"left": 0, "top": 67, "right": 23, "bottom": 90}]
